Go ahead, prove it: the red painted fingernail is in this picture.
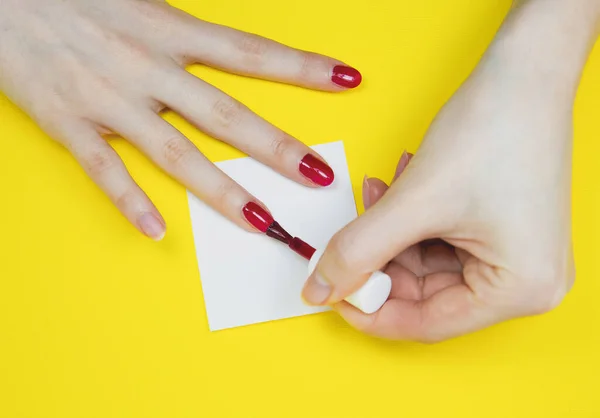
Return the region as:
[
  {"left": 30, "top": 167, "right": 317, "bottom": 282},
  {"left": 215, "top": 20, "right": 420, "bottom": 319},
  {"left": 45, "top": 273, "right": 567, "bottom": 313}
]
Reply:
[
  {"left": 299, "top": 154, "right": 335, "bottom": 186},
  {"left": 242, "top": 202, "right": 273, "bottom": 232},
  {"left": 331, "top": 65, "right": 362, "bottom": 88}
]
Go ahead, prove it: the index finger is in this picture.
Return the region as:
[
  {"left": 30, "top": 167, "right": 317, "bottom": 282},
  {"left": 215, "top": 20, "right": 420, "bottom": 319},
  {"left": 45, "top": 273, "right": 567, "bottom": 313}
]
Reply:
[
  {"left": 179, "top": 15, "right": 362, "bottom": 91},
  {"left": 104, "top": 107, "right": 273, "bottom": 233}
]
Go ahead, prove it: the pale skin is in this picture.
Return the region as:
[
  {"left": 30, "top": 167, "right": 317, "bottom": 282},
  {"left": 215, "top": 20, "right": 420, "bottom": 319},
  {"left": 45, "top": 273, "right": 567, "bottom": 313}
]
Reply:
[
  {"left": 0, "top": 0, "right": 354, "bottom": 240},
  {"left": 1, "top": 0, "right": 596, "bottom": 342},
  {"left": 303, "top": 0, "right": 600, "bottom": 342}
]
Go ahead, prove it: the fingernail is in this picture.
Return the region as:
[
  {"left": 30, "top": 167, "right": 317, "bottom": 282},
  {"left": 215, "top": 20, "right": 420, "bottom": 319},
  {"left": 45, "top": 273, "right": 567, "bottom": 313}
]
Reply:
[
  {"left": 400, "top": 150, "right": 409, "bottom": 164},
  {"left": 407, "top": 152, "right": 414, "bottom": 161},
  {"left": 138, "top": 212, "right": 166, "bottom": 241},
  {"left": 331, "top": 65, "right": 362, "bottom": 88},
  {"left": 299, "top": 154, "right": 335, "bottom": 186},
  {"left": 394, "top": 150, "right": 409, "bottom": 181},
  {"left": 302, "top": 273, "right": 332, "bottom": 305},
  {"left": 242, "top": 202, "right": 273, "bottom": 232},
  {"left": 362, "top": 175, "right": 371, "bottom": 208}
]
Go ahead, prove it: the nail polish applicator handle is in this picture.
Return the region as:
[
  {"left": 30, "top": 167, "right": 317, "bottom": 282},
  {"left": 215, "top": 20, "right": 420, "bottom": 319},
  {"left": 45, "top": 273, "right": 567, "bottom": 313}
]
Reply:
[
  {"left": 307, "top": 247, "right": 392, "bottom": 315},
  {"left": 267, "top": 222, "right": 392, "bottom": 315}
]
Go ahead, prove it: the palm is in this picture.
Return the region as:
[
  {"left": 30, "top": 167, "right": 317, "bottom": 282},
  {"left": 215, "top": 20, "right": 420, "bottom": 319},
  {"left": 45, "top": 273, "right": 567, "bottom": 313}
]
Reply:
[{"left": 350, "top": 157, "right": 491, "bottom": 341}]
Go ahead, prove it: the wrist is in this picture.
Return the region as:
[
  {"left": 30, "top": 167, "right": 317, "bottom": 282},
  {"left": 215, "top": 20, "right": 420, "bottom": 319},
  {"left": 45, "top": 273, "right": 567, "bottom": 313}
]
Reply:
[
  {"left": 511, "top": 0, "right": 600, "bottom": 34},
  {"left": 480, "top": 0, "right": 600, "bottom": 101}
]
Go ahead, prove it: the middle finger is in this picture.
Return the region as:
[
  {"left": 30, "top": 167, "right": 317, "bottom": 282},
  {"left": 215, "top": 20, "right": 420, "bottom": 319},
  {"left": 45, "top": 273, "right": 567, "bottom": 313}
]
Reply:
[{"left": 154, "top": 68, "right": 335, "bottom": 187}]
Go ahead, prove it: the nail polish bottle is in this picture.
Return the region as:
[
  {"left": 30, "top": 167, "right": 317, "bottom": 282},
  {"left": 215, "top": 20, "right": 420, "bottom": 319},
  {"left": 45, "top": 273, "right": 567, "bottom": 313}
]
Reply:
[{"left": 307, "top": 248, "right": 392, "bottom": 314}]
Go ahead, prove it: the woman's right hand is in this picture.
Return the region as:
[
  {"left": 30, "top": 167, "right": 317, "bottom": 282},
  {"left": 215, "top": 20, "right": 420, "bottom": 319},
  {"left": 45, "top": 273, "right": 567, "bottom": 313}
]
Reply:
[
  {"left": 0, "top": 0, "right": 361, "bottom": 240},
  {"left": 301, "top": 0, "right": 599, "bottom": 341},
  {"left": 303, "top": 79, "right": 576, "bottom": 342}
]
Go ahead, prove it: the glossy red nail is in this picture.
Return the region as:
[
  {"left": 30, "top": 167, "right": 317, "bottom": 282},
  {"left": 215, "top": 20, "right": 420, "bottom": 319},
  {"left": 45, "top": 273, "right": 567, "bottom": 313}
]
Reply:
[
  {"left": 331, "top": 65, "right": 362, "bottom": 88},
  {"left": 299, "top": 154, "right": 335, "bottom": 186},
  {"left": 242, "top": 202, "right": 273, "bottom": 232}
]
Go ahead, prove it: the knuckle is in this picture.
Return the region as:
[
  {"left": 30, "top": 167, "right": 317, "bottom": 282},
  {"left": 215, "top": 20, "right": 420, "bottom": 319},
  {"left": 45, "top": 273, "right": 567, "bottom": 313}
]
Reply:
[
  {"left": 162, "top": 136, "right": 193, "bottom": 167},
  {"left": 522, "top": 257, "right": 575, "bottom": 315},
  {"left": 82, "top": 148, "right": 115, "bottom": 177},
  {"left": 268, "top": 133, "right": 293, "bottom": 159},
  {"left": 130, "top": 0, "right": 169, "bottom": 20},
  {"left": 114, "top": 190, "right": 137, "bottom": 212},
  {"left": 326, "top": 233, "right": 356, "bottom": 272},
  {"left": 122, "top": 40, "right": 154, "bottom": 63},
  {"left": 211, "top": 97, "right": 245, "bottom": 128},
  {"left": 89, "top": 75, "right": 119, "bottom": 97},
  {"left": 297, "top": 51, "right": 319, "bottom": 81},
  {"left": 326, "top": 229, "right": 369, "bottom": 274},
  {"left": 527, "top": 279, "right": 568, "bottom": 315},
  {"left": 213, "top": 181, "right": 237, "bottom": 210},
  {"left": 298, "top": 52, "right": 312, "bottom": 81},
  {"left": 236, "top": 33, "right": 269, "bottom": 60}
]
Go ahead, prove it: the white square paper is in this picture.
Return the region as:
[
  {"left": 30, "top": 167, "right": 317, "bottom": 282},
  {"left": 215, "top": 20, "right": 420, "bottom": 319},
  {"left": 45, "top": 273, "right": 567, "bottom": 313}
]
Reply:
[{"left": 187, "top": 141, "right": 357, "bottom": 331}]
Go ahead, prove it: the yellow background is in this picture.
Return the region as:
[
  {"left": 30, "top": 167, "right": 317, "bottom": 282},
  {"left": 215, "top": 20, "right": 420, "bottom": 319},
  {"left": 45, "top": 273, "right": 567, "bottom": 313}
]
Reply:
[{"left": 1, "top": 0, "right": 599, "bottom": 417}]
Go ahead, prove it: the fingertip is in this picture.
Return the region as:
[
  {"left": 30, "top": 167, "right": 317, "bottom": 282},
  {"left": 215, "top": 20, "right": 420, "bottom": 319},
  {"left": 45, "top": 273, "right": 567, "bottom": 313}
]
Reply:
[
  {"left": 299, "top": 153, "right": 334, "bottom": 187},
  {"left": 301, "top": 272, "right": 332, "bottom": 306},
  {"left": 333, "top": 300, "right": 380, "bottom": 335},
  {"left": 331, "top": 65, "right": 363, "bottom": 89},
  {"left": 138, "top": 211, "right": 166, "bottom": 241},
  {"left": 241, "top": 201, "right": 274, "bottom": 232}
]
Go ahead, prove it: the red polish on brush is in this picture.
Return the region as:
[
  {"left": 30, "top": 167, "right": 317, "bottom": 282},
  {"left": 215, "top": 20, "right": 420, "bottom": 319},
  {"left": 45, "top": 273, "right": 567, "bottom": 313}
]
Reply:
[
  {"left": 266, "top": 219, "right": 391, "bottom": 315},
  {"left": 265, "top": 221, "right": 316, "bottom": 260},
  {"left": 241, "top": 202, "right": 391, "bottom": 314},
  {"left": 242, "top": 202, "right": 315, "bottom": 259}
]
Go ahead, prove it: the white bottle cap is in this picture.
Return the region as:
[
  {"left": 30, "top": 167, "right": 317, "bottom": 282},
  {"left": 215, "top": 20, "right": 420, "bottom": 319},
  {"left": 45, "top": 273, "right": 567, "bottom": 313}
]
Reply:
[{"left": 307, "top": 248, "right": 392, "bottom": 314}]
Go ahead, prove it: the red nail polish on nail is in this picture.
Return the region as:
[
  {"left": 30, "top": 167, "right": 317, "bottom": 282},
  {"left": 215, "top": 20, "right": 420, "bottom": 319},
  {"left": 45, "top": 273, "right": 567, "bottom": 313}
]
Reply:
[
  {"left": 299, "top": 154, "right": 335, "bottom": 186},
  {"left": 242, "top": 202, "right": 273, "bottom": 232},
  {"left": 331, "top": 65, "right": 362, "bottom": 88}
]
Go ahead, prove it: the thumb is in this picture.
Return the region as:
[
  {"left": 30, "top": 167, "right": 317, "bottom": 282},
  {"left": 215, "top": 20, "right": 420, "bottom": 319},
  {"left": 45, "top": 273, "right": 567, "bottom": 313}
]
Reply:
[{"left": 301, "top": 182, "right": 430, "bottom": 306}]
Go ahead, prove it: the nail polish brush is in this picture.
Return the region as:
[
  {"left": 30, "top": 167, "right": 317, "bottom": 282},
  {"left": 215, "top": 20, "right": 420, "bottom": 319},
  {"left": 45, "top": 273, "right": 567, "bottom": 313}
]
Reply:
[{"left": 266, "top": 221, "right": 392, "bottom": 315}]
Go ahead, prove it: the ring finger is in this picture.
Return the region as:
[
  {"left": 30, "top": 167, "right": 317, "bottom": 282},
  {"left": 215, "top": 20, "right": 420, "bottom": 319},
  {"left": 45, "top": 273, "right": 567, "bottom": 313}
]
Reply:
[
  {"left": 106, "top": 107, "right": 274, "bottom": 232},
  {"left": 154, "top": 68, "right": 335, "bottom": 187}
]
